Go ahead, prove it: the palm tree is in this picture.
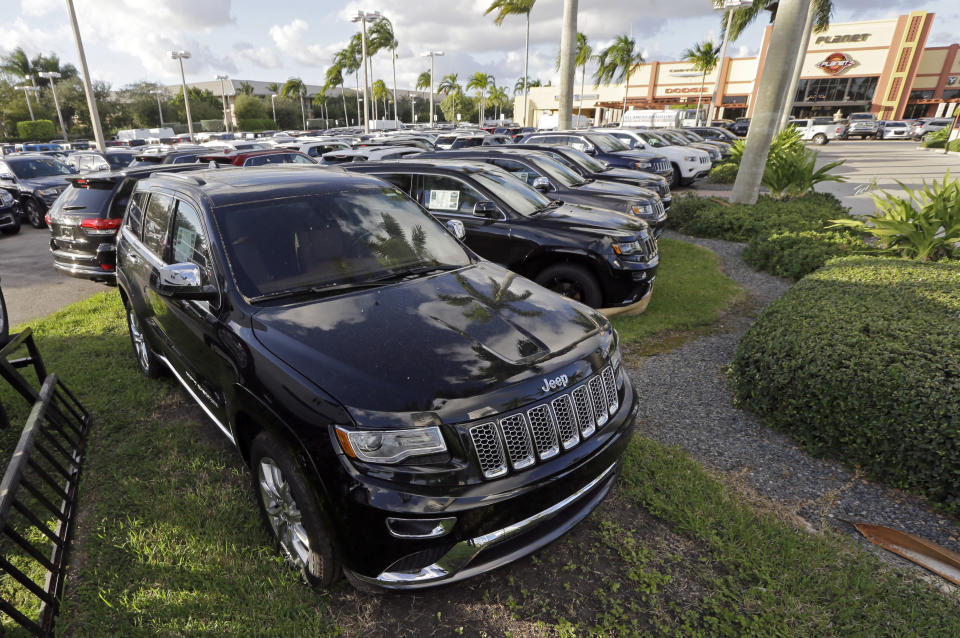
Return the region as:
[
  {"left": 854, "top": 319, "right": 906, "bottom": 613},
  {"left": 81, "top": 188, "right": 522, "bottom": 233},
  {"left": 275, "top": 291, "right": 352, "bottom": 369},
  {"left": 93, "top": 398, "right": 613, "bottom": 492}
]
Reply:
[
  {"left": 30, "top": 52, "right": 78, "bottom": 80},
  {"left": 438, "top": 73, "right": 463, "bottom": 120},
  {"left": 513, "top": 76, "right": 542, "bottom": 95},
  {"left": 723, "top": 0, "right": 832, "bottom": 41},
  {"left": 488, "top": 85, "right": 510, "bottom": 121},
  {"left": 324, "top": 64, "right": 348, "bottom": 127},
  {"left": 280, "top": 77, "right": 308, "bottom": 129},
  {"left": 312, "top": 85, "right": 328, "bottom": 124},
  {"left": 266, "top": 82, "right": 280, "bottom": 94},
  {"left": 682, "top": 40, "right": 720, "bottom": 125},
  {"left": 485, "top": 0, "right": 536, "bottom": 123},
  {"left": 1, "top": 47, "right": 34, "bottom": 85},
  {"left": 372, "top": 79, "right": 391, "bottom": 117},
  {"left": 238, "top": 81, "right": 254, "bottom": 96},
  {"left": 467, "top": 72, "right": 495, "bottom": 125},
  {"left": 369, "top": 19, "right": 399, "bottom": 122},
  {"left": 555, "top": 33, "right": 592, "bottom": 123},
  {"left": 593, "top": 35, "right": 643, "bottom": 116},
  {"left": 338, "top": 37, "right": 363, "bottom": 125}
]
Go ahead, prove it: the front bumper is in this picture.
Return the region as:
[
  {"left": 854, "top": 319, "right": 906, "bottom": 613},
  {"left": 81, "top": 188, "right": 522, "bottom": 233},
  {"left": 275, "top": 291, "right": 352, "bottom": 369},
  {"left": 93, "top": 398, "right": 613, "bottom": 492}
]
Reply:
[
  {"left": 339, "top": 376, "right": 639, "bottom": 589},
  {"left": 0, "top": 205, "right": 18, "bottom": 229}
]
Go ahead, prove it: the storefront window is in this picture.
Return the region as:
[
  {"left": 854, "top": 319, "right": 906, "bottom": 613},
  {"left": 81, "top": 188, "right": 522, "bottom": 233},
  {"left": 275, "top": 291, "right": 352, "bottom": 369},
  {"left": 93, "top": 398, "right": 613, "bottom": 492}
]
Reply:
[
  {"left": 942, "top": 89, "right": 960, "bottom": 101},
  {"left": 795, "top": 77, "right": 878, "bottom": 104},
  {"left": 722, "top": 95, "right": 747, "bottom": 105},
  {"left": 909, "top": 90, "right": 935, "bottom": 100}
]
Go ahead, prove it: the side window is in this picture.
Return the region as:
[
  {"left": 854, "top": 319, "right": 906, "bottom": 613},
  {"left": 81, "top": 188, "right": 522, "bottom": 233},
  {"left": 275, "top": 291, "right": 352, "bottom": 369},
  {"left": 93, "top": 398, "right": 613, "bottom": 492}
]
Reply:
[
  {"left": 169, "top": 200, "right": 209, "bottom": 269},
  {"left": 612, "top": 134, "right": 635, "bottom": 148},
  {"left": 288, "top": 154, "right": 315, "bottom": 164},
  {"left": 417, "top": 174, "right": 485, "bottom": 215},
  {"left": 125, "top": 190, "right": 149, "bottom": 237},
  {"left": 141, "top": 192, "right": 173, "bottom": 257},
  {"left": 375, "top": 173, "right": 413, "bottom": 194},
  {"left": 172, "top": 154, "right": 198, "bottom": 164},
  {"left": 490, "top": 159, "right": 539, "bottom": 186},
  {"left": 307, "top": 146, "right": 320, "bottom": 157},
  {"left": 109, "top": 178, "right": 135, "bottom": 219}
]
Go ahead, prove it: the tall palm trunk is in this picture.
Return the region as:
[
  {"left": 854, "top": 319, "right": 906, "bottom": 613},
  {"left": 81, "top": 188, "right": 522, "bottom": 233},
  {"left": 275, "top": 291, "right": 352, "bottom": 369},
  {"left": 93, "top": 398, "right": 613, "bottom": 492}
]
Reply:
[
  {"left": 299, "top": 94, "right": 306, "bottom": 129},
  {"left": 695, "top": 71, "right": 707, "bottom": 125},
  {"left": 370, "top": 57, "right": 378, "bottom": 120},
  {"left": 391, "top": 50, "right": 398, "bottom": 124},
  {"left": 522, "top": 12, "right": 530, "bottom": 126},
  {"left": 621, "top": 67, "right": 631, "bottom": 115},
  {"left": 340, "top": 81, "right": 348, "bottom": 126}
]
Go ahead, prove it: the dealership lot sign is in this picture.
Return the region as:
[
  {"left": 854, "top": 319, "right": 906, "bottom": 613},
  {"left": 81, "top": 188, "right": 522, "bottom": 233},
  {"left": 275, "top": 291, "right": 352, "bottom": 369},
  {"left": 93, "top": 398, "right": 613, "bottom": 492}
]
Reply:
[{"left": 815, "top": 33, "right": 871, "bottom": 44}]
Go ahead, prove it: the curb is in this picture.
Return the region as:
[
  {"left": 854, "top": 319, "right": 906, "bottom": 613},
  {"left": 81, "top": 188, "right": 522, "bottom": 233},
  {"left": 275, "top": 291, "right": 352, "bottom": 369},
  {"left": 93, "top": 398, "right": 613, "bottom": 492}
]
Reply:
[{"left": 915, "top": 145, "right": 960, "bottom": 156}]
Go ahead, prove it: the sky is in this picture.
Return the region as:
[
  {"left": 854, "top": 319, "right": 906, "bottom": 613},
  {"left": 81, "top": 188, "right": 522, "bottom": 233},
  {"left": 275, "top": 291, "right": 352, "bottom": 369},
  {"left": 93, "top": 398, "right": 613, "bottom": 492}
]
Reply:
[{"left": 1, "top": 0, "right": 958, "bottom": 92}]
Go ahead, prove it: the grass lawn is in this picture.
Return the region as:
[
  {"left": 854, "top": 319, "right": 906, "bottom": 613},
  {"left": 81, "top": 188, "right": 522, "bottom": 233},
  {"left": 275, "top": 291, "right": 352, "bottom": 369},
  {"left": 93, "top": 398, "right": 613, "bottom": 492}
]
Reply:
[{"left": 2, "top": 239, "right": 959, "bottom": 636}]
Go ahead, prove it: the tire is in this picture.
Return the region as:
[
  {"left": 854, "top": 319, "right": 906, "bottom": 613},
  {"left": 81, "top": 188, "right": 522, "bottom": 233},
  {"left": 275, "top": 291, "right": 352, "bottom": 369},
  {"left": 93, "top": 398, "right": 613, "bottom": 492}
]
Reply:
[
  {"left": 0, "top": 217, "right": 19, "bottom": 235},
  {"left": 812, "top": 133, "right": 827, "bottom": 145},
  {"left": 535, "top": 263, "right": 603, "bottom": 308},
  {"left": 669, "top": 163, "right": 681, "bottom": 188},
  {"left": 24, "top": 199, "right": 46, "bottom": 229},
  {"left": 249, "top": 431, "right": 341, "bottom": 589},
  {"left": 124, "top": 300, "right": 163, "bottom": 378}
]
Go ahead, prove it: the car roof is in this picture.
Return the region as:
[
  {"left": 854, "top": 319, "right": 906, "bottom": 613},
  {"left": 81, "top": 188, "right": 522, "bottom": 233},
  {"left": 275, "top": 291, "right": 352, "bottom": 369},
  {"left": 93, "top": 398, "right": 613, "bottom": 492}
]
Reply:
[{"left": 344, "top": 158, "right": 497, "bottom": 174}]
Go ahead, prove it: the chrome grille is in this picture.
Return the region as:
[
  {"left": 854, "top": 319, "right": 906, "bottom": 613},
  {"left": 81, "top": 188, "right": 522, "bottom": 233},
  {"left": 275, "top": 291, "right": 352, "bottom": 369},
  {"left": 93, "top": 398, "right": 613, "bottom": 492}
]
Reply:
[
  {"left": 469, "top": 422, "right": 507, "bottom": 479},
  {"left": 653, "top": 200, "right": 666, "bottom": 221},
  {"left": 642, "top": 234, "right": 659, "bottom": 259},
  {"left": 653, "top": 160, "right": 670, "bottom": 173},
  {"left": 499, "top": 413, "right": 535, "bottom": 469},
  {"left": 468, "top": 367, "right": 620, "bottom": 479}
]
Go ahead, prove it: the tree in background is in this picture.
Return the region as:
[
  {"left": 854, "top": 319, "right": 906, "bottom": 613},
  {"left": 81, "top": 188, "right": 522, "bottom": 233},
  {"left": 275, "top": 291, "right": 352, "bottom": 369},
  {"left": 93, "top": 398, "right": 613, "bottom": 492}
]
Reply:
[
  {"left": 485, "top": 0, "right": 536, "bottom": 122},
  {"left": 467, "top": 72, "right": 495, "bottom": 125},
  {"left": 437, "top": 73, "right": 463, "bottom": 119},
  {"left": 488, "top": 85, "right": 511, "bottom": 121},
  {"left": 513, "top": 76, "right": 541, "bottom": 94},
  {"left": 234, "top": 93, "right": 267, "bottom": 120},
  {"left": 170, "top": 86, "right": 221, "bottom": 122},
  {"left": 238, "top": 81, "right": 254, "bottom": 96},
  {"left": 594, "top": 35, "right": 643, "bottom": 115},
  {"left": 369, "top": 18, "right": 399, "bottom": 122},
  {"left": 371, "top": 79, "right": 391, "bottom": 118},
  {"left": 323, "top": 63, "right": 349, "bottom": 126},
  {"left": 682, "top": 40, "right": 720, "bottom": 125},
  {"left": 280, "top": 77, "right": 308, "bottom": 129},
  {"left": 723, "top": 0, "right": 832, "bottom": 41},
  {"left": 0, "top": 48, "right": 36, "bottom": 85}
]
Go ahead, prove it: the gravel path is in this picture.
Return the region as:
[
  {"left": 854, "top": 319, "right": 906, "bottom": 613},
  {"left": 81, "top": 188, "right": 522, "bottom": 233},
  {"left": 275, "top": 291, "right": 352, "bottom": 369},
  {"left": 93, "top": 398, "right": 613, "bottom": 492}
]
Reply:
[{"left": 627, "top": 230, "right": 960, "bottom": 569}]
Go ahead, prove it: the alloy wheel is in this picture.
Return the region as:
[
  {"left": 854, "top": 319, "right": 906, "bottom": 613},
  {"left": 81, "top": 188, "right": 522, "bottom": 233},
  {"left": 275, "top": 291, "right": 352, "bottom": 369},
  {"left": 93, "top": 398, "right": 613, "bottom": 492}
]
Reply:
[
  {"left": 258, "top": 457, "right": 311, "bottom": 569},
  {"left": 127, "top": 308, "right": 150, "bottom": 370}
]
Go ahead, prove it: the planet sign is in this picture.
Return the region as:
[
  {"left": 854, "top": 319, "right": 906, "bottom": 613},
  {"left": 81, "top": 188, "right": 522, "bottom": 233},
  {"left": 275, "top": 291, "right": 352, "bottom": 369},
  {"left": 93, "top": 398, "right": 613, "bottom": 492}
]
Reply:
[{"left": 816, "top": 52, "right": 856, "bottom": 75}]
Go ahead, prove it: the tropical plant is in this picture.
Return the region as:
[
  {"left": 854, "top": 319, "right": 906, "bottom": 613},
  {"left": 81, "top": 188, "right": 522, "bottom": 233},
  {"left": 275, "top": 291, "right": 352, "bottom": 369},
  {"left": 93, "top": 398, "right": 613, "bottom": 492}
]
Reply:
[
  {"left": 336, "top": 39, "right": 363, "bottom": 124},
  {"left": 280, "top": 77, "right": 308, "bottom": 129},
  {"left": 467, "top": 72, "right": 495, "bottom": 124},
  {"left": 237, "top": 81, "right": 254, "bottom": 96},
  {"left": 723, "top": 0, "right": 833, "bottom": 42},
  {"left": 266, "top": 82, "right": 280, "bottom": 94},
  {"left": 828, "top": 174, "right": 960, "bottom": 261},
  {"left": 555, "top": 32, "right": 592, "bottom": 122},
  {"left": 762, "top": 146, "right": 846, "bottom": 199},
  {"left": 513, "top": 76, "right": 541, "bottom": 94},
  {"left": 312, "top": 86, "right": 328, "bottom": 123},
  {"left": 438, "top": 73, "right": 463, "bottom": 118},
  {"left": 485, "top": 0, "right": 536, "bottom": 121},
  {"left": 371, "top": 79, "right": 391, "bottom": 118},
  {"left": 728, "top": 126, "right": 804, "bottom": 167},
  {"left": 488, "top": 85, "right": 510, "bottom": 121},
  {"left": 681, "top": 40, "right": 720, "bottom": 125},
  {"left": 369, "top": 18, "right": 399, "bottom": 121},
  {"left": 1, "top": 47, "right": 35, "bottom": 84},
  {"left": 323, "top": 63, "right": 348, "bottom": 126},
  {"left": 593, "top": 35, "right": 643, "bottom": 114}
]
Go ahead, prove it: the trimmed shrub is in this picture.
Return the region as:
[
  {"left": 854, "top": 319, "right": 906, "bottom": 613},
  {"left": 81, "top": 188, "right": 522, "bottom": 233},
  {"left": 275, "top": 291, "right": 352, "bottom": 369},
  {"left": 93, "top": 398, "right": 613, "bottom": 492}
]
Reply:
[
  {"left": 237, "top": 118, "right": 278, "bottom": 132},
  {"left": 730, "top": 257, "right": 960, "bottom": 514},
  {"left": 708, "top": 162, "right": 738, "bottom": 184},
  {"left": 16, "top": 119, "right": 56, "bottom": 140},
  {"left": 200, "top": 119, "right": 225, "bottom": 132},
  {"left": 666, "top": 192, "right": 852, "bottom": 242},
  {"left": 743, "top": 230, "right": 871, "bottom": 281},
  {"left": 921, "top": 127, "right": 949, "bottom": 147}
]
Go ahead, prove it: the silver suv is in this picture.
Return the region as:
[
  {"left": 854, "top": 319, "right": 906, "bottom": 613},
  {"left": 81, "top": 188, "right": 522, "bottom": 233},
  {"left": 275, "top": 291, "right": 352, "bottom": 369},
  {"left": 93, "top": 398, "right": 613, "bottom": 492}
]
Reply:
[{"left": 845, "top": 113, "right": 879, "bottom": 139}]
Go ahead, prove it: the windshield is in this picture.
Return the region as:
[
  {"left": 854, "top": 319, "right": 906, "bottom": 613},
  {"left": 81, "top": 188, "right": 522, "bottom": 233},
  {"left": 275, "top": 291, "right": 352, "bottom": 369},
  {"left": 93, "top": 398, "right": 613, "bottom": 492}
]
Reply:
[
  {"left": 658, "top": 131, "right": 689, "bottom": 145},
  {"left": 589, "top": 133, "right": 630, "bottom": 152},
  {"left": 679, "top": 130, "right": 705, "bottom": 142},
  {"left": 558, "top": 147, "right": 608, "bottom": 171},
  {"left": 526, "top": 154, "right": 588, "bottom": 187},
  {"left": 636, "top": 132, "right": 670, "bottom": 148},
  {"left": 106, "top": 154, "right": 135, "bottom": 169},
  {"left": 7, "top": 157, "right": 74, "bottom": 178},
  {"left": 216, "top": 186, "right": 471, "bottom": 298},
  {"left": 472, "top": 168, "right": 552, "bottom": 217}
]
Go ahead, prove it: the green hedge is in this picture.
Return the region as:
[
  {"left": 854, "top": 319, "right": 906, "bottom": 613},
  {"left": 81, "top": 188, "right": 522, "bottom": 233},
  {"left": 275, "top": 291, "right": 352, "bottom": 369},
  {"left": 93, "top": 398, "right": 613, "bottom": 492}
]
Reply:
[
  {"left": 16, "top": 119, "right": 56, "bottom": 140},
  {"left": 708, "top": 162, "right": 737, "bottom": 184},
  {"left": 743, "top": 230, "right": 870, "bottom": 281},
  {"left": 730, "top": 257, "right": 960, "bottom": 514},
  {"left": 237, "top": 118, "right": 278, "bottom": 132},
  {"left": 666, "top": 193, "right": 851, "bottom": 242}
]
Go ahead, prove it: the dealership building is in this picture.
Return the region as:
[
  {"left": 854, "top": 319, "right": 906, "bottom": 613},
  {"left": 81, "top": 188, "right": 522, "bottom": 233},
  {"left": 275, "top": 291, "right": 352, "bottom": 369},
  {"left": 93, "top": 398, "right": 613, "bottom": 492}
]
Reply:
[{"left": 520, "top": 11, "right": 960, "bottom": 126}]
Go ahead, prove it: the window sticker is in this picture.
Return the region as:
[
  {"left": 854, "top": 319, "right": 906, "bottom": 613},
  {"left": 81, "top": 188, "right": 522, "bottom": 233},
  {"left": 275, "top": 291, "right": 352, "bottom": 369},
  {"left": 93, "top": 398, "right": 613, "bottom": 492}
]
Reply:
[
  {"left": 173, "top": 226, "right": 199, "bottom": 263},
  {"left": 427, "top": 189, "right": 461, "bottom": 211}
]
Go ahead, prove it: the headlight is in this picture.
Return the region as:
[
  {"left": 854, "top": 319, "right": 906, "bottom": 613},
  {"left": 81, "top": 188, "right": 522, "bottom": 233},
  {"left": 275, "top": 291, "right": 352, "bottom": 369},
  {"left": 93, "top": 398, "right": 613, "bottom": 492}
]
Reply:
[
  {"left": 335, "top": 425, "right": 447, "bottom": 464},
  {"left": 0, "top": 190, "right": 12, "bottom": 206},
  {"left": 683, "top": 155, "right": 696, "bottom": 162},
  {"left": 631, "top": 161, "right": 651, "bottom": 170},
  {"left": 629, "top": 202, "right": 654, "bottom": 217},
  {"left": 612, "top": 239, "right": 649, "bottom": 262}
]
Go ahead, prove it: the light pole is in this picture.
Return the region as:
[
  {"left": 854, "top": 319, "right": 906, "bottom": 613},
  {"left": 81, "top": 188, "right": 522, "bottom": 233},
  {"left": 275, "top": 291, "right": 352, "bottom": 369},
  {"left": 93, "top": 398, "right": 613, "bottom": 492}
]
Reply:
[
  {"left": 270, "top": 94, "right": 278, "bottom": 127},
  {"left": 170, "top": 50, "right": 195, "bottom": 142},
  {"left": 351, "top": 10, "right": 381, "bottom": 133},
  {"left": 150, "top": 89, "right": 165, "bottom": 128},
  {"left": 38, "top": 72, "right": 68, "bottom": 141},
  {"left": 708, "top": 0, "right": 753, "bottom": 126},
  {"left": 14, "top": 85, "right": 38, "bottom": 121},
  {"left": 66, "top": 0, "right": 106, "bottom": 152},
  {"left": 216, "top": 74, "right": 231, "bottom": 133},
  {"left": 421, "top": 50, "right": 444, "bottom": 125}
]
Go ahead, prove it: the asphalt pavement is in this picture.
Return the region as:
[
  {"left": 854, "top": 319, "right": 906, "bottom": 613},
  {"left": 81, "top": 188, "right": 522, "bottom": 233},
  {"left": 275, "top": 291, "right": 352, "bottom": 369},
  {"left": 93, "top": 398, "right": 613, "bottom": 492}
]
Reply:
[{"left": 0, "top": 224, "right": 108, "bottom": 327}]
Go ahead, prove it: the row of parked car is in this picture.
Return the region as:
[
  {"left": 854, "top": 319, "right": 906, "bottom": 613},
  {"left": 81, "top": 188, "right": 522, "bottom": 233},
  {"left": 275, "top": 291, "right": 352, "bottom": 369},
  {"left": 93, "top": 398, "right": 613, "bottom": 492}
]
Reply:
[
  {"left": 729, "top": 113, "right": 955, "bottom": 142},
  {"left": 1, "top": 126, "right": 689, "bottom": 591}
]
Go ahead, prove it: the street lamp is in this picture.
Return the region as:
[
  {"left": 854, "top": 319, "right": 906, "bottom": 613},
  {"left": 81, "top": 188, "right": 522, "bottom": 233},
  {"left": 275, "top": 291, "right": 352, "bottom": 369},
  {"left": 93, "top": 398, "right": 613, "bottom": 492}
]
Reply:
[
  {"left": 170, "top": 50, "right": 195, "bottom": 142},
  {"left": 421, "top": 50, "right": 444, "bottom": 126},
  {"left": 14, "top": 85, "right": 39, "bottom": 121},
  {"left": 38, "top": 72, "right": 68, "bottom": 141},
  {"left": 708, "top": 0, "right": 753, "bottom": 126},
  {"left": 216, "top": 74, "right": 231, "bottom": 133},
  {"left": 150, "top": 89, "right": 165, "bottom": 128},
  {"left": 271, "top": 94, "right": 278, "bottom": 127},
  {"left": 351, "top": 10, "right": 382, "bottom": 134}
]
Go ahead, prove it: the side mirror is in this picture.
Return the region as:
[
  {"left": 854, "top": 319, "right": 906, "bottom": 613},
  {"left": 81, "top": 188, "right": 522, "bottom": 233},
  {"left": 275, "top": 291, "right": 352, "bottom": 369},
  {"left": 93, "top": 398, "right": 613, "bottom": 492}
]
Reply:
[
  {"left": 472, "top": 201, "right": 500, "bottom": 219},
  {"left": 0, "top": 174, "right": 14, "bottom": 182},
  {"left": 153, "top": 263, "right": 217, "bottom": 300},
  {"left": 446, "top": 219, "right": 466, "bottom": 240},
  {"left": 532, "top": 176, "right": 552, "bottom": 192}
]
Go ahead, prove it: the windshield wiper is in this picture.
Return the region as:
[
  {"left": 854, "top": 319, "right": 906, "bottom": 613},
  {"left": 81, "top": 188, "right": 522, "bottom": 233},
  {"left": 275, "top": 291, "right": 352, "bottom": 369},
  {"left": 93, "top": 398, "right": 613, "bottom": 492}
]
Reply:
[
  {"left": 367, "top": 264, "right": 461, "bottom": 283},
  {"left": 534, "top": 200, "right": 564, "bottom": 215},
  {"left": 249, "top": 281, "right": 389, "bottom": 303}
]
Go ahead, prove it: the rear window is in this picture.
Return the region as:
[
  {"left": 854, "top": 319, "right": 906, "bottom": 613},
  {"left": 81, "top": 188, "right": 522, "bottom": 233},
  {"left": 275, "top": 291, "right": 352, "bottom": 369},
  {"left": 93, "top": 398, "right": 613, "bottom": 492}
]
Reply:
[
  {"left": 812, "top": 117, "right": 834, "bottom": 125},
  {"left": 849, "top": 114, "right": 874, "bottom": 120},
  {"left": 53, "top": 181, "right": 116, "bottom": 216}
]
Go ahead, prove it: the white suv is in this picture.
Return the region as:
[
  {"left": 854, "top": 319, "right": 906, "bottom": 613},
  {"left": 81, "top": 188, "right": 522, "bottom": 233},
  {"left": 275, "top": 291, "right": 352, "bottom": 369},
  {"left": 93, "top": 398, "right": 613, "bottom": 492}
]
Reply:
[
  {"left": 594, "top": 128, "right": 711, "bottom": 187},
  {"left": 788, "top": 118, "right": 846, "bottom": 145}
]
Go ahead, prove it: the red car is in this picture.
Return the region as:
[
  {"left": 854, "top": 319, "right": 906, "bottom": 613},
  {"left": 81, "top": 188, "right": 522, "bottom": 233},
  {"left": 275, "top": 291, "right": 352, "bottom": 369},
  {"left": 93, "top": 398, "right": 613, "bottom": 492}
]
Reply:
[{"left": 197, "top": 149, "right": 318, "bottom": 167}]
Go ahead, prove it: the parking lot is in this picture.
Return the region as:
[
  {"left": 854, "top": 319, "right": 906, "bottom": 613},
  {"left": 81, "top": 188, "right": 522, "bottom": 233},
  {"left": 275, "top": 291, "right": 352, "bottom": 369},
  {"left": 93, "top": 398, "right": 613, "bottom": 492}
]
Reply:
[
  {"left": 0, "top": 224, "right": 106, "bottom": 326},
  {"left": 814, "top": 140, "right": 960, "bottom": 215}
]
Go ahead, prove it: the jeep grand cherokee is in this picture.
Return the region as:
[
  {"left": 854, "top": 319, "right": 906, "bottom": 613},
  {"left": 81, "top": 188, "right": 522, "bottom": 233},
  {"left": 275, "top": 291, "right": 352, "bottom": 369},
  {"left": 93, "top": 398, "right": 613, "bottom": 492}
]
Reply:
[{"left": 116, "top": 167, "right": 638, "bottom": 590}]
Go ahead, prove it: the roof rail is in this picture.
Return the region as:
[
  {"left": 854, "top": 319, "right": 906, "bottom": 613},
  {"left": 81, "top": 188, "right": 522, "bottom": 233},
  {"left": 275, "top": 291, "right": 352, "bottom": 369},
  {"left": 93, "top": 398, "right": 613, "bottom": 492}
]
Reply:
[{"left": 161, "top": 172, "right": 206, "bottom": 186}]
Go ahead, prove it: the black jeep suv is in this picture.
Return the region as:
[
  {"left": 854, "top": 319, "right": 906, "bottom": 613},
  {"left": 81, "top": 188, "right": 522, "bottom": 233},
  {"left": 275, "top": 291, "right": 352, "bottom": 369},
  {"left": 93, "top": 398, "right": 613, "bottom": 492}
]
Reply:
[
  {"left": 116, "top": 167, "right": 638, "bottom": 589},
  {"left": 0, "top": 154, "right": 77, "bottom": 228},
  {"left": 342, "top": 159, "right": 659, "bottom": 309}
]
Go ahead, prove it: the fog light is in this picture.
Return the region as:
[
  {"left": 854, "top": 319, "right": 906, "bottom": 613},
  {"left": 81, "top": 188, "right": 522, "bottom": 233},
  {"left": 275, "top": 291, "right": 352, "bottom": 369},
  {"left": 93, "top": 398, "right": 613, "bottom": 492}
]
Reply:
[{"left": 386, "top": 517, "right": 456, "bottom": 539}]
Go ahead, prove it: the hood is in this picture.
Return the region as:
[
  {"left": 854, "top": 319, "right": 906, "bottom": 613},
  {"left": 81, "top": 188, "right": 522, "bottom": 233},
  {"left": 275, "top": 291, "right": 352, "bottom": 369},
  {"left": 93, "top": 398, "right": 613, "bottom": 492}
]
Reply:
[
  {"left": 252, "top": 260, "right": 611, "bottom": 426},
  {"left": 596, "top": 166, "right": 662, "bottom": 186},
  {"left": 567, "top": 178, "right": 657, "bottom": 203},
  {"left": 18, "top": 175, "right": 72, "bottom": 192},
  {"left": 536, "top": 201, "right": 648, "bottom": 234}
]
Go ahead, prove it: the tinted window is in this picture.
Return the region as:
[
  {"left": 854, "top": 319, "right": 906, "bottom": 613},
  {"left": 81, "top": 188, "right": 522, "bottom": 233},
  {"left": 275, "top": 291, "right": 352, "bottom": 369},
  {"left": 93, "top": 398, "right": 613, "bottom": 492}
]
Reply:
[
  {"left": 142, "top": 192, "right": 173, "bottom": 257},
  {"left": 7, "top": 157, "right": 74, "bottom": 178},
  {"left": 171, "top": 154, "right": 199, "bottom": 164},
  {"left": 288, "top": 154, "right": 316, "bottom": 164},
  {"left": 471, "top": 169, "right": 551, "bottom": 217},
  {"left": 170, "top": 200, "right": 208, "bottom": 269},
  {"left": 589, "top": 134, "right": 629, "bottom": 152},
  {"left": 375, "top": 173, "right": 413, "bottom": 193},
  {"left": 490, "top": 159, "right": 540, "bottom": 186},
  {"left": 106, "top": 153, "right": 135, "bottom": 169},
  {"left": 244, "top": 154, "right": 290, "bottom": 166},
  {"left": 125, "top": 190, "right": 149, "bottom": 236},
  {"left": 418, "top": 174, "right": 485, "bottom": 215},
  {"left": 216, "top": 186, "right": 471, "bottom": 298},
  {"left": 53, "top": 181, "right": 115, "bottom": 216}
]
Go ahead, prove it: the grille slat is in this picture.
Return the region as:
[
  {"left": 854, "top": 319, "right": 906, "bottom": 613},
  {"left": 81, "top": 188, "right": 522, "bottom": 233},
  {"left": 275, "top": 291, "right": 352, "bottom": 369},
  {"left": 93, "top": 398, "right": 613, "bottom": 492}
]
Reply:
[{"left": 468, "top": 367, "right": 619, "bottom": 479}]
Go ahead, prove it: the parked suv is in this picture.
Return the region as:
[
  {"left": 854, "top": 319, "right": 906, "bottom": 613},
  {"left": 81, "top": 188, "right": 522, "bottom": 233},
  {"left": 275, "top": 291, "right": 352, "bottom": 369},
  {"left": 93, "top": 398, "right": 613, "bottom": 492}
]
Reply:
[
  {"left": 0, "top": 188, "right": 19, "bottom": 235},
  {"left": 418, "top": 147, "right": 667, "bottom": 236},
  {"left": 845, "top": 113, "right": 879, "bottom": 139},
  {"left": 518, "top": 130, "right": 673, "bottom": 182},
  {"left": 64, "top": 149, "right": 138, "bottom": 173},
  {"left": 47, "top": 164, "right": 206, "bottom": 281},
  {"left": 913, "top": 118, "right": 954, "bottom": 141},
  {"left": 788, "top": 117, "right": 846, "bottom": 144},
  {"left": 593, "top": 128, "right": 712, "bottom": 187},
  {"left": 342, "top": 159, "right": 659, "bottom": 309},
  {"left": 730, "top": 118, "right": 750, "bottom": 136},
  {"left": 0, "top": 154, "right": 77, "bottom": 228},
  {"left": 116, "top": 167, "right": 638, "bottom": 590}
]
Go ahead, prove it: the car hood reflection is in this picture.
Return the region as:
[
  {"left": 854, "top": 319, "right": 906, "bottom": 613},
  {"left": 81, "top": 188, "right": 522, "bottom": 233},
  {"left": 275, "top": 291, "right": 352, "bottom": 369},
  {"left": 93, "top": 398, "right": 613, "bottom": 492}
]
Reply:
[{"left": 251, "top": 261, "right": 605, "bottom": 420}]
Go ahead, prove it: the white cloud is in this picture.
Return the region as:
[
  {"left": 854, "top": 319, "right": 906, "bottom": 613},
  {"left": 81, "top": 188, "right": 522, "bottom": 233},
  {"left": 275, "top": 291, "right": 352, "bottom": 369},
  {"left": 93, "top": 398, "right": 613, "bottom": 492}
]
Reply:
[{"left": 268, "top": 19, "right": 341, "bottom": 69}]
